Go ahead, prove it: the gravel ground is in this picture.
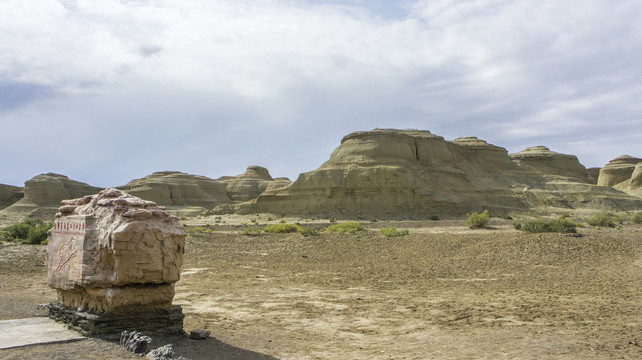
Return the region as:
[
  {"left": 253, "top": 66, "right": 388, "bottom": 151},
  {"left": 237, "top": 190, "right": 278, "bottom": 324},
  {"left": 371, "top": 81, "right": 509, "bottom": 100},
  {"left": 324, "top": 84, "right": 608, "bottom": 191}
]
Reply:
[{"left": 1, "top": 220, "right": 641, "bottom": 359}]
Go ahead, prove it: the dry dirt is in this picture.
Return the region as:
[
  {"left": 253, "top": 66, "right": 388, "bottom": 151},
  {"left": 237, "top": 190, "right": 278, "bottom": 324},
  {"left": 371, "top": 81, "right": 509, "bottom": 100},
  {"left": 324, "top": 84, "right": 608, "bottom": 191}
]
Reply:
[{"left": 1, "top": 219, "right": 641, "bottom": 359}]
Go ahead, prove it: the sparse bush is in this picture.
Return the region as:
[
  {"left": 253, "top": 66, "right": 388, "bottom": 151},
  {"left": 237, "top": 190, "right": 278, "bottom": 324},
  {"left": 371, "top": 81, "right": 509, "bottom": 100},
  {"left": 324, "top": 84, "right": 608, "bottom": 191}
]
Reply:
[
  {"left": 633, "top": 212, "right": 642, "bottom": 224},
  {"left": 184, "top": 226, "right": 212, "bottom": 235},
  {"left": 587, "top": 212, "right": 616, "bottom": 227},
  {"left": 1, "top": 218, "right": 52, "bottom": 245},
  {"left": 466, "top": 210, "right": 490, "bottom": 229},
  {"left": 380, "top": 227, "right": 409, "bottom": 237},
  {"left": 324, "top": 222, "right": 364, "bottom": 234},
  {"left": 430, "top": 215, "right": 439, "bottom": 221},
  {"left": 263, "top": 223, "right": 303, "bottom": 233},
  {"left": 512, "top": 221, "right": 522, "bottom": 230},
  {"left": 520, "top": 217, "right": 577, "bottom": 233}
]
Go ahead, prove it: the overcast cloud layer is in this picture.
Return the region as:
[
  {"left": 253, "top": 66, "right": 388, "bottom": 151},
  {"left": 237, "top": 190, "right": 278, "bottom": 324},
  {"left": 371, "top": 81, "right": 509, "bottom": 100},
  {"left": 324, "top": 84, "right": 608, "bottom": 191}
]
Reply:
[{"left": 1, "top": 0, "right": 641, "bottom": 187}]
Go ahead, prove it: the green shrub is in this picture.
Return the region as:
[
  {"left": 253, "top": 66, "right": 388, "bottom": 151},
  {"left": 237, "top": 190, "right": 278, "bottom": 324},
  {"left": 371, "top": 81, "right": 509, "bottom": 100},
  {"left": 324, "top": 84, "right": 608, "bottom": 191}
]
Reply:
[
  {"left": 587, "top": 213, "right": 616, "bottom": 227},
  {"left": 1, "top": 218, "right": 52, "bottom": 245},
  {"left": 521, "top": 217, "right": 577, "bottom": 233},
  {"left": 512, "top": 221, "right": 522, "bottom": 230},
  {"left": 633, "top": 212, "right": 642, "bottom": 224},
  {"left": 380, "top": 227, "right": 409, "bottom": 237},
  {"left": 430, "top": 215, "right": 439, "bottom": 221},
  {"left": 466, "top": 210, "right": 490, "bottom": 229},
  {"left": 263, "top": 223, "right": 303, "bottom": 233},
  {"left": 241, "top": 228, "right": 262, "bottom": 236},
  {"left": 298, "top": 228, "right": 319, "bottom": 237},
  {"left": 324, "top": 222, "right": 364, "bottom": 234}
]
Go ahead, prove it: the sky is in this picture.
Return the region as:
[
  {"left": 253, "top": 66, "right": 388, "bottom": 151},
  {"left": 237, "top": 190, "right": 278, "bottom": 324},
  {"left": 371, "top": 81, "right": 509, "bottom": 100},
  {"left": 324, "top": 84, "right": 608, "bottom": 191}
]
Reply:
[{"left": 1, "top": 0, "right": 641, "bottom": 188}]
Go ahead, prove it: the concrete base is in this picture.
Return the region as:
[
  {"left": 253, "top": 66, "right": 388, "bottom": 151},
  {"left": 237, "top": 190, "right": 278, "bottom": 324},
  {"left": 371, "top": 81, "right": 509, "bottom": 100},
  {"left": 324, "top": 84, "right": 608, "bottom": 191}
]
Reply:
[
  {"left": 0, "top": 317, "right": 85, "bottom": 349},
  {"left": 48, "top": 302, "right": 185, "bottom": 336}
]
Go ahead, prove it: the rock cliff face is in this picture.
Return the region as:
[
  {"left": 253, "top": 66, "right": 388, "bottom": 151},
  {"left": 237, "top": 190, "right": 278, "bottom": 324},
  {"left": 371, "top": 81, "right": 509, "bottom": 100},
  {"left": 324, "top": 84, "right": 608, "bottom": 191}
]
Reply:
[
  {"left": 0, "top": 173, "right": 102, "bottom": 219},
  {"left": 235, "top": 129, "right": 642, "bottom": 218},
  {"left": 586, "top": 168, "right": 600, "bottom": 184},
  {"left": 118, "top": 171, "right": 231, "bottom": 212},
  {"left": 0, "top": 184, "right": 23, "bottom": 210},
  {"left": 217, "top": 166, "right": 291, "bottom": 202}
]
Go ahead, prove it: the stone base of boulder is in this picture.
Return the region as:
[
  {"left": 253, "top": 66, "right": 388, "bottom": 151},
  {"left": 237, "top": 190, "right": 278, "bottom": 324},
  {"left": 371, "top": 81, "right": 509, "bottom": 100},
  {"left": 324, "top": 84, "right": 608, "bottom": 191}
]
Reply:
[{"left": 48, "top": 302, "right": 184, "bottom": 336}]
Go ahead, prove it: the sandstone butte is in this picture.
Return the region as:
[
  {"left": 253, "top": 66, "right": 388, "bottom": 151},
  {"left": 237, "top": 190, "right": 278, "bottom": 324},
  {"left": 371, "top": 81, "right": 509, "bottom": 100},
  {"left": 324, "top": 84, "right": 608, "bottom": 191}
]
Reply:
[
  {"left": 0, "top": 173, "right": 101, "bottom": 220},
  {"left": 597, "top": 155, "right": 642, "bottom": 197},
  {"left": 1, "top": 129, "right": 641, "bottom": 221},
  {"left": 234, "top": 129, "right": 642, "bottom": 218}
]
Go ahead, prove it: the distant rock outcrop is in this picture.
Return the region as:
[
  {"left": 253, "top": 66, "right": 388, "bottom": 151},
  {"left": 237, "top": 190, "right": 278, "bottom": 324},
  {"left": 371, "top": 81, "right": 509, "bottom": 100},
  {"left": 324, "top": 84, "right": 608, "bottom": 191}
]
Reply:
[
  {"left": 118, "top": 171, "right": 232, "bottom": 213},
  {"left": 510, "top": 146, "right": 590, "bottom": 182},
  {"left": 118, "top": 167, "right": 290, "bottom": 215},
  {"left": 606, "top": 158, "right": 642, "bottom": 197},
  {"left": 597, "top": 155, "right": 642, "bottom": 187},
  {"left": 217, "top": 166, "right": 291, "bottom": 202},
  {"left": 232, "top": 129, "right": 642, "bottom": 219},
  {"left": 0, "top": 184, "right": 23, "bottom": 210},
  {"left": 0, "top": 173, "right": 102, "bottom": 219}
]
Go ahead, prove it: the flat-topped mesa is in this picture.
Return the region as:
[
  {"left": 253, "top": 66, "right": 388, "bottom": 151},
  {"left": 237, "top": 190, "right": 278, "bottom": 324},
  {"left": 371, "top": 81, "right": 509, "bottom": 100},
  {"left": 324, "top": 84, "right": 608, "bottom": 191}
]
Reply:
[
  {"left": 47, "top": 188, "right": 186, "bottom": 335},
  {"left": 510, "top": 146, "right": 590, "bottom": 181},
  {"left": 119, "top": 171, "right": 231, "bottom": 210},
  {"left": 597, "top": 155, "right": 642, "bottom": 187},
  {"left": 0, "top": 173, "right": 102, "bottom": 219},
  {"left": 218, "top": 166, "right": 291, "bottom": 202}
]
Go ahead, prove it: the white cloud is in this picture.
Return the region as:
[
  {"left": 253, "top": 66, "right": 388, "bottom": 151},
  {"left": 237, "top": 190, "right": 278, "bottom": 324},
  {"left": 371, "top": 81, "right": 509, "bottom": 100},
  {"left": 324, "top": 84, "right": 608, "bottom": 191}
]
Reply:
[{"left": 1, "top": 0, "right": 641, "bottom": 186}]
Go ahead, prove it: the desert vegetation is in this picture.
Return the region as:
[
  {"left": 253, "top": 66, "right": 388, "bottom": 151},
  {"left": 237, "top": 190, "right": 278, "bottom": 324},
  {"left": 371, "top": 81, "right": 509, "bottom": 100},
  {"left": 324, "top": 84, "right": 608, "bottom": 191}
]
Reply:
[
  {"left": 0, "top": 218, "right": 52, "bottom": 244},
  {"left": 465, "top": 210, "right": 490, "bottom": 229}
]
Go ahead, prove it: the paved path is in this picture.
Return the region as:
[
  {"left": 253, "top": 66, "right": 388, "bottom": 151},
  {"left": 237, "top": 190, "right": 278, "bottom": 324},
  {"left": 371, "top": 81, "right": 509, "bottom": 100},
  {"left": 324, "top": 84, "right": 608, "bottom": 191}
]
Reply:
[{"left": 0, "top": 317, "right": 85, "bottom": 349}]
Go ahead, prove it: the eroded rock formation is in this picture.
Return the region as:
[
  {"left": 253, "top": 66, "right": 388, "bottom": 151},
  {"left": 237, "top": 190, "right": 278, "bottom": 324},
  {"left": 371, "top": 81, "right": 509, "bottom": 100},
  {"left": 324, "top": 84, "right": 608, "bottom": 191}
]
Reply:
[
  {"left": 217, "top": 166, "right": 291, "bottom": 202},
  {"left": 47, "top": 188, "right": 185, "bottom": 335},
  {"left": 510, "top": 146, "right": 590, "bottom": 181},
  {"left": 596, "top": 156, "right": 642, "bottom": 197},
  {"left": 118, "top": 171, "right": 231, "bottom": 213},
  {"left": 597, "top": 155, "right": 641, "bottom": 187},
  {"left": 0, "top": 173, "right": 101, "bottom": 219},
  {"left": 233, "top": 129, "right": 642, "bottom": 218}
]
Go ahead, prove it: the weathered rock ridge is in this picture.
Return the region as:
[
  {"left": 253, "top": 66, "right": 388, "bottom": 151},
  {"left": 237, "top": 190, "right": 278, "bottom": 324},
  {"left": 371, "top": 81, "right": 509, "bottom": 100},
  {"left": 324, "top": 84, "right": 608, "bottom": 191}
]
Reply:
[
  {"left": 234, "top": 129, "right": 641, "bottom": 218},
  {"left": 0, "top": 173, "right": 102, "bottom": 219}
]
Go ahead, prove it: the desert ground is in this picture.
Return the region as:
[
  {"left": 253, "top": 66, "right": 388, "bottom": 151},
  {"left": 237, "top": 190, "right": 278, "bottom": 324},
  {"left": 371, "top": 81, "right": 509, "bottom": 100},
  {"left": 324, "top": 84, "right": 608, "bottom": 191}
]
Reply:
[{"left": 0, "top": 217, "right": 640, "bottom": 359}]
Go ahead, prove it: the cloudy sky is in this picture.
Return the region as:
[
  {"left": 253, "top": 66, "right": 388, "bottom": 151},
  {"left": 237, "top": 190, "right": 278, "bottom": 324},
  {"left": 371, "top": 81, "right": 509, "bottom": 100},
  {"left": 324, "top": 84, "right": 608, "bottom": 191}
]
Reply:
[{"left": 1, "top": 0, "right": 641, "bottom": 187}]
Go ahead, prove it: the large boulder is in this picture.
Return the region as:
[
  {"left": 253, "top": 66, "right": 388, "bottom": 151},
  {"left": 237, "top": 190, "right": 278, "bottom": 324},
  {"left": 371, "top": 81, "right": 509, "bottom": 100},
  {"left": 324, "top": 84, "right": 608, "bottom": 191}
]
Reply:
[
  {"left": 0, "top": 184, "right": 23, "bottom": 210},
  {"left": 118, "top": 171, "right": 231, "bottom": 213},
  {"left": 0, "top": 173, "right": 101, "bottom": 219},
  {"left": 597, "top": 155, "right": 642, "bottom": 187},
  {"left": 47, "top": 189, "right": 185, "bottom": 335},
  {"left": 217, "top": 166, "right": 291, "bottom": 202},
  {"left": 234, "top": 129, "right": 642, "bottom": 218}
]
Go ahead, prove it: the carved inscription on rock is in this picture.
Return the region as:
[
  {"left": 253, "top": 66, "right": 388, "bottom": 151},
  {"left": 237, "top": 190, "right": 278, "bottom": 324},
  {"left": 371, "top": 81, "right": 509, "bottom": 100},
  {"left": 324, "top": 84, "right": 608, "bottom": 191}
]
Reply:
[{"left": 47, "top": 216, "right": 87, "bottom": 290}]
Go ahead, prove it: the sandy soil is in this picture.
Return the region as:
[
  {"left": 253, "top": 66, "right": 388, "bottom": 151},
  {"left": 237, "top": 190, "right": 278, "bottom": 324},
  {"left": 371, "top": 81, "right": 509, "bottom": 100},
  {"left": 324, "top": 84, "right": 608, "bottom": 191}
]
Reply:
[{"left": 1, "top": 220, "right": 641, "bottom": 359}]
